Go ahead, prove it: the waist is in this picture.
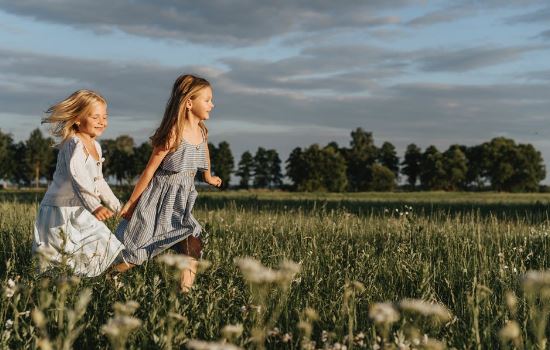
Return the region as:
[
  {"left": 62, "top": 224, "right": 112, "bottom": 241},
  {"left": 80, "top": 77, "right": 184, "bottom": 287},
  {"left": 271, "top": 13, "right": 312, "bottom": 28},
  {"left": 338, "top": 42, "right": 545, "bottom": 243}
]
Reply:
[{"left": 154, "top": 169, "right": 197, "bottom": 185}]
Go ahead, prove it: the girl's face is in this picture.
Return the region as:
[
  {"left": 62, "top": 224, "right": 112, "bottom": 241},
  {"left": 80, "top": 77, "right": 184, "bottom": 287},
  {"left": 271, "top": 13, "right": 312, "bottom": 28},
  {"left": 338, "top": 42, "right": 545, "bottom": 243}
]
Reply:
[
  {"left": 77, "top": 102, "right": 108, "bottom": 138},
  {"left": 188, "top": 87, "right": 214, "bottom": 121}
]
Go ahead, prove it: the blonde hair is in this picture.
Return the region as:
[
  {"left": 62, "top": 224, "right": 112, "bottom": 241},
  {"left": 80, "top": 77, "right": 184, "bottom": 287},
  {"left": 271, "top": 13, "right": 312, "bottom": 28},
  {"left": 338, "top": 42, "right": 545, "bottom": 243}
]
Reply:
[
  {"left": 41, "top": 89, "right": 107, "bottom": 142},
  {"left": 151, "top": 74, "right": 210, "bottom": 150}
]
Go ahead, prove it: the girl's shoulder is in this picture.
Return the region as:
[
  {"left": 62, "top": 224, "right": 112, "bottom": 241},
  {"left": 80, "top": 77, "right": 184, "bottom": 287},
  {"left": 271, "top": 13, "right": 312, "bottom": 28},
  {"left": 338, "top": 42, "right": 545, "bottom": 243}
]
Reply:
[{"left": 59, "top": 135, "right": 85, "bottom": 155}]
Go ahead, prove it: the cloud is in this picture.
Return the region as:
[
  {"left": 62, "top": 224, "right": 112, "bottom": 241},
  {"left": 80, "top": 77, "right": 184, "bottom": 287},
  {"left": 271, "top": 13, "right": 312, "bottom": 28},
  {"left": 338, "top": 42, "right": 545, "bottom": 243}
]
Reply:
[
  {"left": 406, "top": 5, "right": 474, "bottom": 27},
  {"left": 505, "top": 5, "right": 550, "bottom": 24},
  {"left": 418, "top": 45, "right": 547, "bottom": 72},
  {"left": 0, "top": 1, "right": 411, "bottom": 46}
]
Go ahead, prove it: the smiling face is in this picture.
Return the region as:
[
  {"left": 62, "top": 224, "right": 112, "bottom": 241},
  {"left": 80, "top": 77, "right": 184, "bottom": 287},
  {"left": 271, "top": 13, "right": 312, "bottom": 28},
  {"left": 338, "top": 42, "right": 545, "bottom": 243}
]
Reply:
[
  {"left": 77, "top": 102, "right": 108, "bottom": 138},
  {"left": 188, "top": 86, "right": 214, "bottom": 121}
]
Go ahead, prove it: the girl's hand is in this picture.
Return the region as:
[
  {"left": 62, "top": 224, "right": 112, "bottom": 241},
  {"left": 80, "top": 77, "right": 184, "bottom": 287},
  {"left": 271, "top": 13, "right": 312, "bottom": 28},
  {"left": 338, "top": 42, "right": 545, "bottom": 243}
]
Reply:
[
  {"left": 206, "top": 175, "right": 222, "bottom": 188},
  {"left": 93, "top": 206, "right": 114, "bottom": 221},
  {"left": 119, "top": 200, "right": 137, "bottom": 220}
]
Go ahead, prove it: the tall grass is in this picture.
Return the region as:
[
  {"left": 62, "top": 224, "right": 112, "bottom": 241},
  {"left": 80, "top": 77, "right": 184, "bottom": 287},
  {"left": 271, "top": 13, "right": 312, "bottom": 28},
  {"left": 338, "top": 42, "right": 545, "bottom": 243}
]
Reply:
[{"left": 2, "top": 192, "right": 550, "bottom": 348}]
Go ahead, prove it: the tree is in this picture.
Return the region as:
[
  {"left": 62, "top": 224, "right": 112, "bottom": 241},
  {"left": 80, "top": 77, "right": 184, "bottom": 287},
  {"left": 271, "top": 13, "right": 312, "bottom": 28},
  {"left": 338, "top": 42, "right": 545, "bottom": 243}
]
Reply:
[
  {"left": 236, "top": 151, "right": 254, "bottom": 189},
  {"left": 402, "top": 144, "right": 422, "bottom": 189},
  {"left": 443, "top": 145, "right": 468, "bottom": 191},
  {"left": 285, "top": 144, "right": 347, "bottom": 192},
  {"left": 25, "top": 129, "right": 55, "bottom": 188},
  {"left": 420, "top": 145, "right": 446, "bottom": 190},
  {"left": 370, "top": 164, "right": 395, "bottom": 191},
  {"left": 0, "top": 129, "right": 14, "bottom": 180},
  {"left": 483, "top": 137, "right": 545, "bottom": 192},
  {"left": 483, "top": 137, "right": 517, "bottom": 192},
  {"left": 345, "top": 128, "right": 377, "bottom": 191},
  {"left": 464, "top": 145, "right": 488, "bottom": 190},
  {"left": 321, "top": 144, "right": 348, "bottom": 192},
  {"left": 253, "top": 147, "right": 270, "bottom": 188},
  {"left": 266, "top": 149, "right": 283, "bottom": 188},
  {"left": 378, "top": 141, "right": 399, "bottom": 179},
  {"left": 111, "top": 135, "right": 135, "bottom": 184},
  {"left": 286, "top": 147, "right": 305, "bottom": 191},
  {"left": 211, "top": 141, "right": 234, "bottom": 189}
]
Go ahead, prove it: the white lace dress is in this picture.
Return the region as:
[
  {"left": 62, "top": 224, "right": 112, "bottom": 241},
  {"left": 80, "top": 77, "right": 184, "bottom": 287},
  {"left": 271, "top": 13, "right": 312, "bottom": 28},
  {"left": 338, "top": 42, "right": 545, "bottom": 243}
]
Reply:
[{"left": 33, "top": 136, "right": 124, "bottom": 277}]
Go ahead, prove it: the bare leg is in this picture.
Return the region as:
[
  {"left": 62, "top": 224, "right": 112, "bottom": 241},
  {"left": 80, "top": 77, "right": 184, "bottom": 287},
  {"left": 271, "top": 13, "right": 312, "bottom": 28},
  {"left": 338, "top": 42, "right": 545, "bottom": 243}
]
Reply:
[
  {"left": 112, "top": 262, "right": 136, "bottom": 273},
  {"left": 174, "top": 236, "right": 202, "bottom": 293},
  {"left": 180, "top": 258, "right": 198, "bottom": 293}
]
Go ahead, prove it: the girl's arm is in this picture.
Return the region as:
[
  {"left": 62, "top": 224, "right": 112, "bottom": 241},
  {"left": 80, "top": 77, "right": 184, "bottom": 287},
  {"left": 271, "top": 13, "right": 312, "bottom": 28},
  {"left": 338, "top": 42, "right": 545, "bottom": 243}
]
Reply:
[
  {"left": 65, "top": 138, "right": 103, "bottom": 213},
  {"left": 202, "top": 141, "right": 222, "bottom": 187},
  {"left": 119, "top": 145, "right": 170, "bottom": 219}
]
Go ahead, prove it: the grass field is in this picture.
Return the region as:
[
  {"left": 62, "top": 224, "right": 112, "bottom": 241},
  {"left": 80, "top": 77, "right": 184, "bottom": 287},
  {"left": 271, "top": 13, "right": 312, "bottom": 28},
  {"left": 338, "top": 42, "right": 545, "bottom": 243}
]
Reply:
[{"left": 2, "top": 189, "right": 550, "bottom": 349}]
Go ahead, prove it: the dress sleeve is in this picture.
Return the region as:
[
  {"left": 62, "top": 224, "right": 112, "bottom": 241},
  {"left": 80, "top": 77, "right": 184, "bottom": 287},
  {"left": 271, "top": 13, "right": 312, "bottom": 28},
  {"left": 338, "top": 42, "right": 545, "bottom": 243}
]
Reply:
[
  {"left": 64, "top": 138, "right": 102, "bottom": 213},
  {"left": 94, "top": 141, "right": 121, "bottom": 212}
]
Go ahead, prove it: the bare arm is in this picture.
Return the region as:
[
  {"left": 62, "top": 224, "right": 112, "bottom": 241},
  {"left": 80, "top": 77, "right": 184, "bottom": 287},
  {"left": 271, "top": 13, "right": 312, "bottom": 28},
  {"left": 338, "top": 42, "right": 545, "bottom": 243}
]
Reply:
[
  {"left": 120, "top": 145, "right": 170, "bottom": 219},
  {"left": 202, "top": 141, "right": 222, "bottom": 187}
]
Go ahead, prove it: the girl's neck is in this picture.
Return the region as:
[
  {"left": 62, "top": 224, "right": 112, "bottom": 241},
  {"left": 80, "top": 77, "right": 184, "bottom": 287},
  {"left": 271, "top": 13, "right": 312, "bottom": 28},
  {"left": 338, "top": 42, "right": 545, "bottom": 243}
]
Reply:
[
  {"left": 183, "top": 115, "right": 201, "bottom": 131},
  {"left": 75, "top": 132, "right": 95, "bottom": 143}
]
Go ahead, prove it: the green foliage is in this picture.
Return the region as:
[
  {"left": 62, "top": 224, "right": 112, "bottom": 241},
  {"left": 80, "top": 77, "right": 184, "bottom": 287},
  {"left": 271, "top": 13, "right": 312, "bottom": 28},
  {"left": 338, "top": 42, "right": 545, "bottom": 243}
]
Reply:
[
  {"left": 378, "top": 141, "right": 399, "bottom": 178},
  {"left": 209, "top": 141, "right": 234, "bottom": 190},
  {"left": 286, "top": 144, "right": 347, "bottom": 192},
  {"left": 235, "top": 151, "right": 254, "bottom": 189},
  {"left": 24, "top": 129, "right": 55, "bottom": 188},
  {"left": 420, "top": 145, "right": 446, "bottom": 190},
  {"left": 402, "top": 144, "right": 422, "bottom": 189},
  {"left": 345, "top": 128, "right": 378, "bottom": 191},
  {"left": 370, "top": 163, "right": 395, "bottom": 191}
]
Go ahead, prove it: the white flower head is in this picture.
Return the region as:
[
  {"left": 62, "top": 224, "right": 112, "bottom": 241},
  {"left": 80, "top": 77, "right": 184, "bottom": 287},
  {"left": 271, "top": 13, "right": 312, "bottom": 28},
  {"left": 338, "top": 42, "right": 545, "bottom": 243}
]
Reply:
[
  {"left": 186, "top": 340, "right": 243, "bottom": 350},
  {"left": 5, "top": 278, "right": 16, "bottom": 298},
  {"left": 399, "top": 299, "right": 452, "bottom": 322},
  {"left": 369, "top": 302, "right": 400, "bottom": 325}
]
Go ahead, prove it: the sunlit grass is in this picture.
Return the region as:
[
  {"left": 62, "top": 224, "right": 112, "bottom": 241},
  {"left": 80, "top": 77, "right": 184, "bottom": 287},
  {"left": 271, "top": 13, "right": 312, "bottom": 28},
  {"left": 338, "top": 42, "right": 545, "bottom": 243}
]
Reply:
[{"left": 2, "top": 191, "right": 550, "bottom": 348}]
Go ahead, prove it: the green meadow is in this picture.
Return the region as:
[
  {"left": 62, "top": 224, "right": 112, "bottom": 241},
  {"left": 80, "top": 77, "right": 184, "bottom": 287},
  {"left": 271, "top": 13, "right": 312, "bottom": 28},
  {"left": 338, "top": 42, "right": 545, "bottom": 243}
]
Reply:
[{"left": 2, "top": 190, "right": 550, "bottom": 349}]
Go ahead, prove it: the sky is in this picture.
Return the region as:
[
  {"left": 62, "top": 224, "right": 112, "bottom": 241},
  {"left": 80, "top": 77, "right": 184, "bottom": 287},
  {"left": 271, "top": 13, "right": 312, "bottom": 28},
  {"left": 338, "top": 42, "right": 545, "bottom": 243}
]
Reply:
[{"left": 0, "top": 1, "right": 549, "bottom": 182}]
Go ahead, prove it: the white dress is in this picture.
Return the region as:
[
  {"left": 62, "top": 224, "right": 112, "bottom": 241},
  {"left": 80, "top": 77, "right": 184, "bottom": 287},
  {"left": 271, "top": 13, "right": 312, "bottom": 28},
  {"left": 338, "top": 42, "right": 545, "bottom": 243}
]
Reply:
[{"left": 33, "top": 136, "right": 124, "bottom": 277}]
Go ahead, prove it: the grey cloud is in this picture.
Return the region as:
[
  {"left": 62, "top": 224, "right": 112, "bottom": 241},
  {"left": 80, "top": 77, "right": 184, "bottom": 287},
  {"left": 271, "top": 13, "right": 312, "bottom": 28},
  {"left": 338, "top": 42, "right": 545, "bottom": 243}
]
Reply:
[
  {"left": 505, "top": 5, "right": 550, "bottom": 24},
  {"left": 536, "top": 29, "right": 550, "bottom": 40},
  {"left": 418, "top": 45, "right": 546, "bottom": 72},
  {"left": 2, "top": 47, "right": 550, "bottom": 182},
  {"left": 0, "top": 0, "right": 412, "bottom": 46},
  {"left": 406, "top": 5, "right": 474, "bottom": 27}
]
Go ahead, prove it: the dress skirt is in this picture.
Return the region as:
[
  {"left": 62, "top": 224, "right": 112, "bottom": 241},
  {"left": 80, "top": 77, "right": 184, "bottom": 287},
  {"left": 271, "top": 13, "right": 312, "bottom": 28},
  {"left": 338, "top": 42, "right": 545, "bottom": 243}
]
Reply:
[
  {"left": 115, "top": 170, "right": 202, "bottom": 265},
  {"left": 33, "top": 205, "right": 124, "bottom": 277}
]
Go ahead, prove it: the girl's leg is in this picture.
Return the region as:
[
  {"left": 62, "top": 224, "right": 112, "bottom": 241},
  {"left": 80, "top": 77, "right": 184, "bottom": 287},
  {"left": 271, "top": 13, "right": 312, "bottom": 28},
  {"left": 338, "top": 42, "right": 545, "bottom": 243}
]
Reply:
[
  {"left": 175, "top": 236, "right": 202, "bottom": 292},
  {"left": 112, "top": 262, "right": 136, "bottom": 273}
]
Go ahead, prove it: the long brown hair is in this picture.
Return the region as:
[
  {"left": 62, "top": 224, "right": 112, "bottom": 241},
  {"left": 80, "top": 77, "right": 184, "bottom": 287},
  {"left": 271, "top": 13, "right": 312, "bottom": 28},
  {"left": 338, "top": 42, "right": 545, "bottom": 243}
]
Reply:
[
  {"left": 151, "top": 74, "right": 210, "bottom": 150},
  {"left": 42, "top": 89, "right": 107, "bottom": 143}
]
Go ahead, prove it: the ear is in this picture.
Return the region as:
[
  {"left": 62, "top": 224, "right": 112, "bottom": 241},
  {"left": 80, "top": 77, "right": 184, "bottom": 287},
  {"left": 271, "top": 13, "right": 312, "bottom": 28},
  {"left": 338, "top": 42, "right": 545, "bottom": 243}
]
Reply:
[{"left": 186, "top": 99, "right": 193, "bottom": 110}]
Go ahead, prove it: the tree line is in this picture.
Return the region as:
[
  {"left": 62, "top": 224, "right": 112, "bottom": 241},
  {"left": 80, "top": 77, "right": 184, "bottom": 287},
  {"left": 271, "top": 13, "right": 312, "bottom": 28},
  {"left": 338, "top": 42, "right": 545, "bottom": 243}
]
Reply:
[{"left": 0, "top": 127, "right": 545, "bottom": 192}]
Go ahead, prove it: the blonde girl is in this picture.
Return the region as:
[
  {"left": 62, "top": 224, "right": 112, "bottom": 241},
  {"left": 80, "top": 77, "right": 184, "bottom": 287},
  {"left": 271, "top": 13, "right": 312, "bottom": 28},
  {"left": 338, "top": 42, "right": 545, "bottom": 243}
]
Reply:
[
  {"left": 114, "top": 74, "right": 221, "bottom": 292},
  {"left": 33, "top": 89, "right": 124, "bottom": 276}
]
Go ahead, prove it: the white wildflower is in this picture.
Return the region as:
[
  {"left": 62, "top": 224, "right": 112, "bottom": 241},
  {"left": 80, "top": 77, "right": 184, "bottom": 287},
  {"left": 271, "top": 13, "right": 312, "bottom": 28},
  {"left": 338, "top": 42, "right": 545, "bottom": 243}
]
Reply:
[
  {"left": 158, "top": 253, "right": 193, "bottom": 270},
  {"left": 499, "top": 320, "right": 521, "bottom": 342},
  {"left": 399, "top": 299, "right": 452, "bottom": 322},
  {"left": 522, "top": 270, "right": 550, "bottom": 292},
  {"left": 4, "top": 319, "right": 13, "bottom": 329},
  {"left": 36, "top": 245, "right": 57, "bottom": 262},
  {"left": 369, "top": 302, "right": 400, "bottom": 325},
  {"left": 101, "top": 315, "right": 142, "bottom": 338},
  {"left": 186, "top": 340, "right": 243, "bottom": 350},
  {"left": 113, "top": 300, "right": 140, "bottom": 316},
  {"left": 5, "top": 278, "right": 16, "bottom": 298},
  {"left": 222, "top": 324, "right": 243, "bottom": 339}
]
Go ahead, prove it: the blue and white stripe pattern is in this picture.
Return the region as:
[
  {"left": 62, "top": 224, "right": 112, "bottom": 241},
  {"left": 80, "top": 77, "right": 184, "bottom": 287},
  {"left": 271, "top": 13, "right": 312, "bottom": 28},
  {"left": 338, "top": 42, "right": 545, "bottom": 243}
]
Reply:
[{"left": 115, "top": 137, "right": 208, "bottom": 265}]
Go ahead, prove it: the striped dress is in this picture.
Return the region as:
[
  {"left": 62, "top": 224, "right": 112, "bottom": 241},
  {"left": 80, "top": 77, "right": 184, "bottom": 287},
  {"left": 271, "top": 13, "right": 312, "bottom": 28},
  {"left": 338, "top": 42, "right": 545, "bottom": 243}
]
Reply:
[{"left": 115, "top": 136, "right": 208, "bottom": 265}]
